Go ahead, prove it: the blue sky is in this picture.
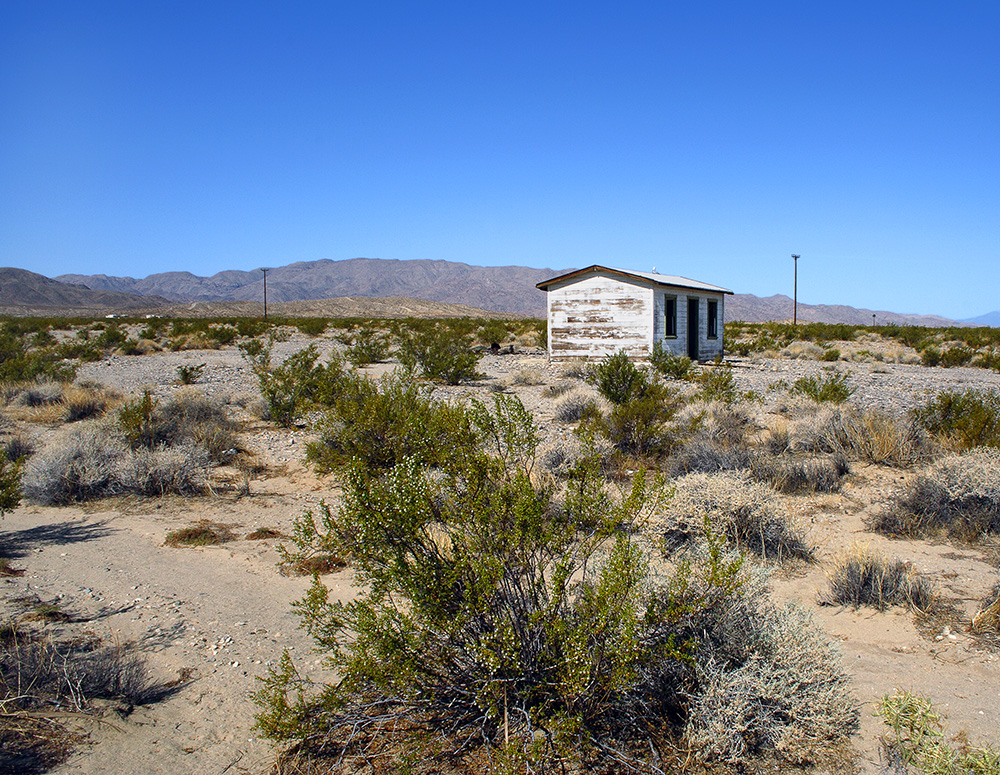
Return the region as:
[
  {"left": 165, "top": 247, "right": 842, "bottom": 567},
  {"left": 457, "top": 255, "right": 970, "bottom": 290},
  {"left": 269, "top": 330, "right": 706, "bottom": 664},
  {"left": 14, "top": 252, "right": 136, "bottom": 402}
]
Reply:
[{"left": 2, "top": 1, "right": 997, "bottom": 319}]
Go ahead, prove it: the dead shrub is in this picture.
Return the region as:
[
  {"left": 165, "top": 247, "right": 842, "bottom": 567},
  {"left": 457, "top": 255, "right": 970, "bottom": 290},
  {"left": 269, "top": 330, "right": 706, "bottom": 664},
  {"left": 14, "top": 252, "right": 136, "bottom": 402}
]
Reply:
[
  {"left": 667, "top": 438, "right": 752, "bottom": 477},
  {"left": 871, "top": 449, "right": 1000, "bottom": 541},
  {"left": 822, "top": 544, "right": 934, "bottom": 611},
  {"left": 1, "top": 620, "right": 152, "bottom": 769},
  {"left": 119, "top": 389, "right": 242, "bottom": 462},
  {"left": 662, "top": 472, "right": 814, "bottom": 562},
  {"left": 8, "top": 382, "right": 62, "bottom": 408},
  {"left": 120, "top": 443, "right": 208, "bottom": 496},
  {"left": 285, "top": 554, "right": 348, "bottom": 576},
  {"left": 247, "top": 527, "right": 285, "bottom": 540},
  {"left": 164, "top": 520, "right": 234, "bottom": 547},
  {"left": 765, "top": 422, "right": 791, "bottom": 455},
  {"left": 2, "top": 435, "right": 34, "bottom": 462},
  {"left": 61, "top": 383, "right": 117, "bottom": 422}
]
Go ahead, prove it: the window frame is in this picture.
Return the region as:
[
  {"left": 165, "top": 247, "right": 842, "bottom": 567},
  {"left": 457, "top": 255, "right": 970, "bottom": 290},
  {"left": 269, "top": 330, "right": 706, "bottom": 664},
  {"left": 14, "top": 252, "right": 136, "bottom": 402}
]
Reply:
[
  {"left": 707, "top": 299, "right": 718, "bottom": 339},
  {"left": 664, "top": 294, "right": 678, "bottom": 338}
]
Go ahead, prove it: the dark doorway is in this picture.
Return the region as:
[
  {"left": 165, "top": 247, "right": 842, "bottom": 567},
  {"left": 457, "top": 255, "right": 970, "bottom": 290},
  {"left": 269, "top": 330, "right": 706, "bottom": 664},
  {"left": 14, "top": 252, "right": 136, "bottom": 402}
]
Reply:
[{"left": 687, "top": 297, "right": 699, "bottom": 360}]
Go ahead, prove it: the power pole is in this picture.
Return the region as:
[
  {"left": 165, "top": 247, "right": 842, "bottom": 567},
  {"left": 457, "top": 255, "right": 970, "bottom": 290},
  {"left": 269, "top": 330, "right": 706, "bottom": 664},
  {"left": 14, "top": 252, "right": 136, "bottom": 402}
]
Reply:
[
  {"left": 260, "top": 268, "right": 270, "bottom": 320},
  {"left": 791, "top": 254, "right": 800, "bottom": 325}
]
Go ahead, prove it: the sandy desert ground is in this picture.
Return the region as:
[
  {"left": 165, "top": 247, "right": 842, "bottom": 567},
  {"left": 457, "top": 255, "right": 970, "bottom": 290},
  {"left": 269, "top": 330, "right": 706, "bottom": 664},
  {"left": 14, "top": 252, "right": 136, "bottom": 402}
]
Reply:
[{"left": 2, "top": 332, "right": 999, "bottom": 775}]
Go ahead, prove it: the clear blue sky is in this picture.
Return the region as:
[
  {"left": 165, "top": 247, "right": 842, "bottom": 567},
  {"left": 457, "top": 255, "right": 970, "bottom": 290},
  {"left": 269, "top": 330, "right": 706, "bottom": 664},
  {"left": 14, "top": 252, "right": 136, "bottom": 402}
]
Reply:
[{"left": 2, "top": 1, "right": 997, "bottom": 319}]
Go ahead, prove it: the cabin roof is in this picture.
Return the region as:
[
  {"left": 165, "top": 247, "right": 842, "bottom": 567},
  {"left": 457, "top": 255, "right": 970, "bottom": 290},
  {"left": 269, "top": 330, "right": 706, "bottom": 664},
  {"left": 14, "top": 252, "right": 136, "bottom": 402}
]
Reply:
[{"left": 536, "top": 265, "right": 734, "bottom": 294}]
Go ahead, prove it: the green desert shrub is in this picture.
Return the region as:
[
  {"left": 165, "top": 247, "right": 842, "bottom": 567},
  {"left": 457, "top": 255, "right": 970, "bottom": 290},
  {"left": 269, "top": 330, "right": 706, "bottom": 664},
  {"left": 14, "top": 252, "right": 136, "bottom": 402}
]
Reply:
[
  {"left": 914, "top": 389, "right": 1000, "bottom": 450},
  {"left": 240, "top": 339, "right": 342, "bottom": 426},
  {"left": 649, "top": 342, "right": 692, "bottom": 380},
  {"left": 306, "top": 372, "right": 475, "bottom": 474},
  {"left": 661, "top": 472, "right": 814, "bottom": 562},
  {"left": 396, "top": 326, "right": 482, "bottom": 384},
  {"left": 176, "top": 363, "right": 206, "bottom": 385},
  {"left": 477, "top": 319, "right": 509, "bottom": 346},
  {"left": 921, "top": 346, "right": 942, "bottom": 367},
  {"left": 295, "top": 318, "right": 328, "bottom": 337},
  {"left": 255, "top": 406, "right": 854, "bottom": 770},
  {"left": 939, "top": 345, "right": 974, "bottom": 368},
  {"left": 696, "top": 363, "right": 738, "bottom": 404},
  {"left": 589, "top": 351, "right": 649, "bottom": 404},
  {"left": 871, "top": 449, "right": 1000, "bottom": 541},
  {"left": 823, "top": 544, "right": 933, "bottom": 611},
  {"left": 588, "top": 383, "right": 687, "bottom": 458},
  {"left": 791, "top": 370, "right": 855, "bottom": 404},
  {"left": 342, "top": 326, "right": 390, "bottom": 367}
]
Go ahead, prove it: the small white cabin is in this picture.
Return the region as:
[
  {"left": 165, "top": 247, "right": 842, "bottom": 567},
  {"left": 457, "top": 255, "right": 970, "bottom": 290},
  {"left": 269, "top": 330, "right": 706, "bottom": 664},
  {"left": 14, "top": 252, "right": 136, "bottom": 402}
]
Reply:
[{"left": 536, "top": 265, "right": 733, "bottom": 361}]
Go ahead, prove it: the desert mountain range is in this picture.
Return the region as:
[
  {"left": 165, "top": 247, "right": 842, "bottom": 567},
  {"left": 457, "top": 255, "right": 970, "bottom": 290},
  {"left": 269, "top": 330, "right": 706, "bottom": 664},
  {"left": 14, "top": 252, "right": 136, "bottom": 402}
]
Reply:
[{"left": 0, "top": 258, "right": 983, "bottom": 326}]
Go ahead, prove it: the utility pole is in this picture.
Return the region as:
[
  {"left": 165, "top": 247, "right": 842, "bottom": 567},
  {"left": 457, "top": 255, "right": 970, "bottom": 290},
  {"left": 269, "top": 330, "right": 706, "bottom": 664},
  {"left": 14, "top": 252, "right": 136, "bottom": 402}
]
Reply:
[
  {"left": 791, "top": 255, "right": 800, "bottom": 326},
  {"left": 260, "top": 268, "right": 270, "bottom": 320}
]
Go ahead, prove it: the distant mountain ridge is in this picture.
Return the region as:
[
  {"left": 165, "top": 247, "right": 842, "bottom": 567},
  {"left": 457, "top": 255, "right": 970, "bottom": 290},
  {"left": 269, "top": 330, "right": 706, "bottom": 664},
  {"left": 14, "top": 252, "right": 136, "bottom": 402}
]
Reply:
[
  {"left": 57, "top": 258, "right": 559, "bottom": 316},
  {"left": 961, "top": 311, "right": 1000, "bottom": 327},
  {"left": 55, "top": 257, "right": 965, "bottom": 326},
  {"left": 0, "top": 267, "right": 169, "bottom": 312}
]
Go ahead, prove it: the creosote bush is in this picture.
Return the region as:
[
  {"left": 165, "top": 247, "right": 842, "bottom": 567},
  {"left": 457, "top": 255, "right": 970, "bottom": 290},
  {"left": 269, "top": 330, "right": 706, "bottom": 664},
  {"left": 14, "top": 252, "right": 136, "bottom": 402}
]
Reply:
[
  {"left": 342, "top": 326, "right": 390, "bottom": 367},
  {"left": 823, "top": 544, "right": 933, "bottom": 611},
  {"left": 914, "top": 389, "right": 1000, "bottom": 451},
  {"left": 871, "top": 449, "right": 1000, "bottom": 541},
  {"left": 649, "top": 342, "right": 692, "bottom": 380},
  {"left": 791, "top": 370, "right": 855, "bottom": 404},
  {"left": 240, "top": 339, "right": 342, "bottom": 426},
  {"left": 396, "top": 326, "right": 483, "bottom": 384},
  {"left": 257, "top": 397, "right": 853, "bottom": 771}
]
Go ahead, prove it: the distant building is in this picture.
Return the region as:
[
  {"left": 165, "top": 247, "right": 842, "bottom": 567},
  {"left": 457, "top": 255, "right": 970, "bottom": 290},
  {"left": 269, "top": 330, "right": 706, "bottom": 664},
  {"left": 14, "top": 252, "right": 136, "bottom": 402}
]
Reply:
[{"left": 536, "top": 265, "right": 733, "bottom": 360}]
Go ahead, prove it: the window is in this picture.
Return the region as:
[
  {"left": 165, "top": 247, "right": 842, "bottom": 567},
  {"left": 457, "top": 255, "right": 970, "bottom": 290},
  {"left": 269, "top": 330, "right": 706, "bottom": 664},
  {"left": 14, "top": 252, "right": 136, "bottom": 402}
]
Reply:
[
  {"left": 707, "top": 299, "right": 718, "bottom": 339},
  {"left": 665, "top": 296, "right": 677, "bottom": 337}
]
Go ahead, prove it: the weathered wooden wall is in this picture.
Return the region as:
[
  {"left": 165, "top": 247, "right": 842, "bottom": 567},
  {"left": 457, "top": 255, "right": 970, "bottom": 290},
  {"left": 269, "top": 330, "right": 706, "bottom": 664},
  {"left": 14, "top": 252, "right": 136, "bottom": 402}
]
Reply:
[
  {"left": 547, "top": 274, "right": 653, "bottom": 358},
  {"left": 545, "top": 270, "right": 727, "bottom": 360}
]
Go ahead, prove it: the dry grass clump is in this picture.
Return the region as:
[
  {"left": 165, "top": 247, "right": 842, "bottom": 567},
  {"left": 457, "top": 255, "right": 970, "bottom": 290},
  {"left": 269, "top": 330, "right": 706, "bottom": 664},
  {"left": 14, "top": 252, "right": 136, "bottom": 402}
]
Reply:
[
  {"left": 553, "top": 389, "right": 601, "bottom": 424},
  {"left": 2, "top": 434, "right": 34, "bottom": 462},
  {"left": 663, "top": 472, "right": 814, "bottom": 562},
  {"left": 870, "top": 449, "right": 1000, "bottom": 541},
  {"left": 541, "top": 381, "right": 574, "bottom": 398},
  {"left": 1, "top": 620, "right": 152, "bottom": 771},
  {"left": 21, "top": 424, "right": 209, "bottom": 504},
  {"left": 781, "top": 341, "right": 825, "bottom": 360},
  {"left": 247, "top": 526, "right": 286, "bottom": 540},
  {"left": 877, "top": 691, "right": 1000, "bottom": 775},
  {"left": 790, "top": 406, "right": 927, "bottom": 467},
  {"left": 971, "top": 581, "right": 1000, "bottom": 635},
  {"left": 751, "top": 453, "right": 849, "bottom": 494},
  {"left": 511, "top": 367, "right": 545, "bottom": 386},
  {"left": 164, "top": 520, "right": 234, "bottom": 547},
  {"left": 822, "top": 544, "right": 934, "bottom": 611},
  {"left": 1, "top": 381, "right": 119, "bottom": 424}
]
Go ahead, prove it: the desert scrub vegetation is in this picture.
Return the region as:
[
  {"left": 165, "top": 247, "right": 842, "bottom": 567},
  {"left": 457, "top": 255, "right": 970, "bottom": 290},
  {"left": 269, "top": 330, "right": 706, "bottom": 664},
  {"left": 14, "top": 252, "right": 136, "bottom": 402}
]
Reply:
[
  {"left": 306, "top": 371, "right": 475, "bottom": 473},
  {"left": 340, "top": 325, "right": 390, "bottom": 367},
  {"left": 661, "top": 472, "right": 814, "bottom": 562},
  {"left": 164, "top": 520, "right": 235, "bottom": 547},
  {"left": 822, "top": 544, "right": 933, "bottom": 611},
  {"left": 22, "top": 422, "right": 210, "bottom": 504},
  {"left": 870, "top": 449, "right": 1000, "bottom": 542},
  {"left": 117, "top": 389, "right": 242, "bottom": 462},
  {"left": 791, "top": 370, "right": 855, "bottom": 404},
  {"left": 1, "top": 380, "right": 119, "bottom": 424},
  {"left": 0, "top": 617, "right": 155, "bottom": 771},
  {"left": 240, "top": 338, "right": 343, "bottom": 426},
  {"left": 876, "top": 691, "right": 1000, "bottom": 775},
  {"left": 648, "top": 342, "right": 692, "bottom": 380},
  {"left": 914, "top": 389, "right": 1000, "bottom": 451},
  {"left": 257, "top": 394, "right": 855, "bottom": 771},
  {"left": 396, "top": 324, "right": 484, "bottom": 384}
]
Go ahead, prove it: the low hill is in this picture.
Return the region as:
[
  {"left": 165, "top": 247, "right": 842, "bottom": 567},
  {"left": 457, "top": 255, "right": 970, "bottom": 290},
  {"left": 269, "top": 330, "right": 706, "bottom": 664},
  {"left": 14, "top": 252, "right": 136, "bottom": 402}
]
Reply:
[
  {"left": 0, "top": 267, "right": 169, "bottom": 315},
  {"left": 727, "top": 293, "right": 959, "bottom": 327}
]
